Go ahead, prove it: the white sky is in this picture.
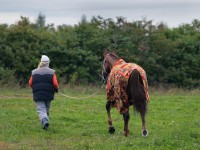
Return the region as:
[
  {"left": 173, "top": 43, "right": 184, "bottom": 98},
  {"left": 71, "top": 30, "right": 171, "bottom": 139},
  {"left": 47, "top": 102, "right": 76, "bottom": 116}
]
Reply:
[{"left": 0, "top": 0, "right": 200, "bottom": 27}]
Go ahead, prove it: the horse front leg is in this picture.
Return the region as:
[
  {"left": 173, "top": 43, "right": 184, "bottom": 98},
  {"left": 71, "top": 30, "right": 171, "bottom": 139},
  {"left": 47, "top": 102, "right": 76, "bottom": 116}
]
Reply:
[
  {"left": 106, "top": 101, "right": 115, "bottom": 134},
  {"left": 141, "top": 113, "right": 148, "bottom": 137},
  {"left": 123, "top": 111, "right": 130, "bottom": 137}
]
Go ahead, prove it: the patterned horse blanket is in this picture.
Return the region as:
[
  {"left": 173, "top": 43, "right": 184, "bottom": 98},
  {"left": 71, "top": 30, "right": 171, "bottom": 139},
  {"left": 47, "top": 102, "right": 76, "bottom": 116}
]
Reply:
[{"left": 106, "top": 59, "right": 150, "bottom": 114}]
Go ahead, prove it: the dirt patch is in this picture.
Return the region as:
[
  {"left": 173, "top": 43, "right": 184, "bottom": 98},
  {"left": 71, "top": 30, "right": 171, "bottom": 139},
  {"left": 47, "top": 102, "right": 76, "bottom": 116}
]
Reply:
[{"left": 0, "top": 141, "right": 16, "bottom": 150}]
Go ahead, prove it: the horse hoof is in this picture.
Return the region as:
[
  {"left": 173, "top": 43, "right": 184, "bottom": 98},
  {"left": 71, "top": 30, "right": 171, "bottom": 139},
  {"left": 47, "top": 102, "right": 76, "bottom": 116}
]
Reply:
[
  {"left": 124, "top": 130, "right": 130, "bottom": 137},
  {"left": 124, "top": 132, "right": 129, "bottom": 137},
  {"left": 142, "top": 130, "right": 148, "bottom": 137},
  {"left": 108, "top": 126, "right": 115, "bottom": 134}
]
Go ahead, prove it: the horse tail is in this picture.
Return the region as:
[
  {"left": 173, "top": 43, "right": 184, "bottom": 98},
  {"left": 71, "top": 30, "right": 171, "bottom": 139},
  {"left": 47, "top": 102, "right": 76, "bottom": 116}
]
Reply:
[{"left": 128, "top": 69, "right": 147, "bottom": 116}]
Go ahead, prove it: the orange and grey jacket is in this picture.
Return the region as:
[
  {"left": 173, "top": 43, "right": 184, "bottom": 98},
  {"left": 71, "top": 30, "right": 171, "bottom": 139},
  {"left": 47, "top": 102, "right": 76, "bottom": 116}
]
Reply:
[{"left": 29, "top": 67, "right": 59, "bottom": 101}]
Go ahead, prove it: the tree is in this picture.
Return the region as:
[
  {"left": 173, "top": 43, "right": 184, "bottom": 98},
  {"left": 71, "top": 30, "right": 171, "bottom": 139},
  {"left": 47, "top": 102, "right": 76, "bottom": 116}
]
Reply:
[{"left": 36, "top": 12, "right": 46, "bottom": 29}]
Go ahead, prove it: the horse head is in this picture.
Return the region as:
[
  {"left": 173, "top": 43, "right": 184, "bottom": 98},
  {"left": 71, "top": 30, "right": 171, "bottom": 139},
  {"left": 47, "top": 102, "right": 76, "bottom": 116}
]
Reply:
[{"left": 102, "top": 51, "right": 120, "bottom": 83}]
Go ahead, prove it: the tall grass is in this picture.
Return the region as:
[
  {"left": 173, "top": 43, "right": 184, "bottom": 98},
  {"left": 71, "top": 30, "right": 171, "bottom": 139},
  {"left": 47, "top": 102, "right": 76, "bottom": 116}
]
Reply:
[{"left": 0, "top": 87, "right": 199, "bottom": 149}]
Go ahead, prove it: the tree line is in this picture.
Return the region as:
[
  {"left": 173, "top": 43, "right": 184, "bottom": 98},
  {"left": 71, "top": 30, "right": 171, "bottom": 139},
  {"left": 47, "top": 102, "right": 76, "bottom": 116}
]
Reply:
[{"left": 0, "top": 14, "right": 200, "bottom": 88}]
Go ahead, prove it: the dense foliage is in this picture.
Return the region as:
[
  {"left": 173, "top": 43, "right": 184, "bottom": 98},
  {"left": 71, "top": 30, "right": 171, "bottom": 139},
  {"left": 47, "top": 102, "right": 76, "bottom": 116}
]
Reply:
[{"left": 0, "top": 15, "right": 200, "bottom": 88}]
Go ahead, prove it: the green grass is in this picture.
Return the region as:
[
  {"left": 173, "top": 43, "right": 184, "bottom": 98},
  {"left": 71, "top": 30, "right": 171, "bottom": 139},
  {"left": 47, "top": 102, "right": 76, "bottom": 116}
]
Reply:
[{"left": 0, "top": 87, "right": 200, "bottom": 149}]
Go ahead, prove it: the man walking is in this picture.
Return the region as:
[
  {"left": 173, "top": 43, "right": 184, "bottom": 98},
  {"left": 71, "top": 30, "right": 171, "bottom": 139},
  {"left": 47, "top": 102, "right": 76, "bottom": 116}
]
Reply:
[{"left": 29, "top": 55, "right": 59, "bottom": 130}]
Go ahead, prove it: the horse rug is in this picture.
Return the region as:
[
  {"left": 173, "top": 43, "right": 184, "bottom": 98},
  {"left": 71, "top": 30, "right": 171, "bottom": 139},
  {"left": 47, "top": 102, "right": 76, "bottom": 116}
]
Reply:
[{"left": 106, "top": 59, "right": 150, "bottom": 114}]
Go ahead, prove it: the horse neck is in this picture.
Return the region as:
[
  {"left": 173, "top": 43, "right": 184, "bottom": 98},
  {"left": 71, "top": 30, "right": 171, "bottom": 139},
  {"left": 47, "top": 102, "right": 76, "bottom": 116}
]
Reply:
[
  {"left": 108, "top": 59, "right": 119, "bottom": 69},
  {"left": 107, "top": 59, "right": 114, "bottom": 68}
]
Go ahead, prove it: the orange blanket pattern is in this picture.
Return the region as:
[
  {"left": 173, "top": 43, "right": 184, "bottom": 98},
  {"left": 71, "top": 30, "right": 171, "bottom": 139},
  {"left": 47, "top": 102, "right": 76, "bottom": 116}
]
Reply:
[{"left": 106, "top": 59, "right": 150, "bottom": 114}]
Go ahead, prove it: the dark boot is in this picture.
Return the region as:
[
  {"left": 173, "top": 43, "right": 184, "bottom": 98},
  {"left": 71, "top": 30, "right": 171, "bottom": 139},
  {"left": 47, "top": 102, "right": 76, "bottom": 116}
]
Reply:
[
  {"left": 47, "top": 112, "right": 50, "bottom": 118},
  {"left": 42, "top": 118, "right": 49, "bottom": 130}
]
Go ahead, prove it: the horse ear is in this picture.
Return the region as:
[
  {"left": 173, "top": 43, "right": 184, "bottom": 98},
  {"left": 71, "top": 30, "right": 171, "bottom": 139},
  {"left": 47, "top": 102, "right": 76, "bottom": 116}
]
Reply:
[
  {"left": 103, "top": 49, "right": 109, "bottom": 57},
  {"left": 111, "top": 50, "right": 119, "bottom": 59},
  {"left": 112, "top": 49, "right": 117, "bottom": 55}
]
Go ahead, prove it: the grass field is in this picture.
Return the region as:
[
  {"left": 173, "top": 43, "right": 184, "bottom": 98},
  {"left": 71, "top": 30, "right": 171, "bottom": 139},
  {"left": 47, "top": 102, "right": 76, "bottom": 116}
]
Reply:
[{"left": 0, "top": 86, "right": 199, "bottom": 149}]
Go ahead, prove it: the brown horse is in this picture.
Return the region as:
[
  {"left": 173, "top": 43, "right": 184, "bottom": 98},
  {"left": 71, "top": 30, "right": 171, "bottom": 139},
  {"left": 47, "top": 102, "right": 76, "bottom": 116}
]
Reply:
[{"left": 102, "top": 51, "right": 150, "bottom": 137}]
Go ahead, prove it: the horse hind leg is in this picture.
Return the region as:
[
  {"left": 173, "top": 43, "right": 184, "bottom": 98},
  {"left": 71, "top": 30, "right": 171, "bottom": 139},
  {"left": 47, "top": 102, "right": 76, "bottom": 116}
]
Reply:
[
  {"left": 128, "top": 69, "right": 148, "bottom": 137},
  {"left": 141, "top": 113, "right": 148, "bottom": 137},
  {"left": 123, "top": 111, "right": 130, "bottom": 137},
  {"left": 106, "top": 101, "right": 115, "bottom": 134}
]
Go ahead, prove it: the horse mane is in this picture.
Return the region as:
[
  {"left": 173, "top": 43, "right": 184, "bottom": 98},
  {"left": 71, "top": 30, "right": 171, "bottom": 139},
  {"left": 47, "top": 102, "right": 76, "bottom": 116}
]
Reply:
[{"left": 108, "top": 52, "right": 120, "bottom": 61}]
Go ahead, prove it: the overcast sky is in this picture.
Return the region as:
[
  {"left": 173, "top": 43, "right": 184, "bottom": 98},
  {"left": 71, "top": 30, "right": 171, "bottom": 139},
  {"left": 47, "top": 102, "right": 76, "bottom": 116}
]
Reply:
[{"left": 0, "top": 0, "right": 200, "bottom": 27}]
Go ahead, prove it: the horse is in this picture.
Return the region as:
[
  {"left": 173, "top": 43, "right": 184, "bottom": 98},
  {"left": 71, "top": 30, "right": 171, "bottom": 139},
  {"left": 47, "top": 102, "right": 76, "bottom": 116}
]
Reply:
[{"left": 102, "top": 51, "right": 150, "bottom": 137}]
